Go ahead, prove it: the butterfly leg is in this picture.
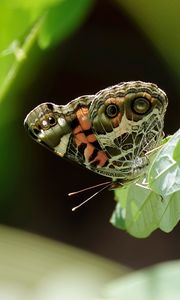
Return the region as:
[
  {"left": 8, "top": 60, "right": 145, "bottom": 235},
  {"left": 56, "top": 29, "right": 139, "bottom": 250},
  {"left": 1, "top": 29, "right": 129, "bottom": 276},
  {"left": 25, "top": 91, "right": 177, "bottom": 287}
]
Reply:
[{"left": 109, "top": 180, "right": 124, "bottom": 190}]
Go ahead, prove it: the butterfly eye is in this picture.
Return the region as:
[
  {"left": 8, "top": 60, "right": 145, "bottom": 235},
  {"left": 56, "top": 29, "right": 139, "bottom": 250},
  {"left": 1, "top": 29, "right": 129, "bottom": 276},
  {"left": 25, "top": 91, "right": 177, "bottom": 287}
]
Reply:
[
  {"left": 105, "top": 104, "right": 119, "bottom": 118},
  {"left": 132, "top": 98, "right": 151, "bottom": 115}
]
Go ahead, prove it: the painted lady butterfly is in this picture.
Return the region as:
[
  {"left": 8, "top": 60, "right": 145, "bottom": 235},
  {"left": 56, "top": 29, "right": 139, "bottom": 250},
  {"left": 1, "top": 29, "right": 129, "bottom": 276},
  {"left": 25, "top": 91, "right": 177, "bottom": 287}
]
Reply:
[{"left": 24, "top": 81, "right": 168, "bottom": 190}]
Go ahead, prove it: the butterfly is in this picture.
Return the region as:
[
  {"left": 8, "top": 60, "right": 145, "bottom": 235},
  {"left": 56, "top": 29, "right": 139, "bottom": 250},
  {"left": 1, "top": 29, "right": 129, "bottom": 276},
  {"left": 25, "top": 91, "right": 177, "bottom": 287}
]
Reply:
[{"left": 24, "top": 81, "right": 168, "bottom": 203}]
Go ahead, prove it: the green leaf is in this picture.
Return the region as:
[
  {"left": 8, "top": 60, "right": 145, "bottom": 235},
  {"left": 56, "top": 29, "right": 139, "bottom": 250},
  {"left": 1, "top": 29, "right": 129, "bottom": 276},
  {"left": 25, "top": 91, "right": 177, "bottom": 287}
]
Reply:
[
  {"left": 148, "top": 129, "right": 180, "bottom": 197},
  {"left": 112, "top": 183, "right": 180, "bottom": 238},
  {"left": 159, "top": 190, "right": 180, "bottom": 233},
  {"left": 0, "top": 16, "right": 44, "bottom": 103},
  {"left": 0, "top": 0, "right": 93, "bottom": 103},
  {"left": 125, "top": 184, "right": 162, "bottom": 237},
  {"left": 173, "top": 139, "right": 180, "bottom": 163},
  {"left": 0, "top": 2, "right": 46, "bottom": 103},
  {"left": 0, "top": 1, "right": 58, "bottom": 53},
  {"left": 114, "top": 186, "right": 129, "bottom": 206},
  {"left": 111, "top": 130, "right": 180, "bottom": 237},
  {"left": 100, "top": 260, "right": 180, "bottom": 300},
  {"left": 110, "top": 201, "right": 126, "bottom": 230},
  {"left": 110, "top": 187, "right": 128, "bottom": 230}
]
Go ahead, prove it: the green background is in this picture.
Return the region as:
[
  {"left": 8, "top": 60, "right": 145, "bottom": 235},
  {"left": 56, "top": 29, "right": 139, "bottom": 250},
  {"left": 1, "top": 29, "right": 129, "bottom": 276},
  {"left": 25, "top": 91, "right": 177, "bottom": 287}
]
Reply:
[{"left": 0, "top": 0, "right": 179, "bottom": 298}]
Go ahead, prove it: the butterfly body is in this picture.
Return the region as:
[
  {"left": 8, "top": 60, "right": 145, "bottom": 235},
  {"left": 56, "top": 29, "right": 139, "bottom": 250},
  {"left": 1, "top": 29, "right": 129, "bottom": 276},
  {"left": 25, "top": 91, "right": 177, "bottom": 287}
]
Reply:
[{"left": 24, "top": 81, "right": 168, "bottom": 187}]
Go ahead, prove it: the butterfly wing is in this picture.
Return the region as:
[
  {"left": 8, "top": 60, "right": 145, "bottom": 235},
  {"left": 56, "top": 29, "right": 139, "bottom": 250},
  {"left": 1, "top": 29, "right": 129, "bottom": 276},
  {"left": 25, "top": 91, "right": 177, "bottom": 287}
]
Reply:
[
  {"left": 24, "top": 95, "right": 108, "bottom": 170},
  {"left": 24, "top": 81, "right": 168, "bottom": 183},
  {"left": 87, "top": 81, "right": 168, "bottom": 180}
]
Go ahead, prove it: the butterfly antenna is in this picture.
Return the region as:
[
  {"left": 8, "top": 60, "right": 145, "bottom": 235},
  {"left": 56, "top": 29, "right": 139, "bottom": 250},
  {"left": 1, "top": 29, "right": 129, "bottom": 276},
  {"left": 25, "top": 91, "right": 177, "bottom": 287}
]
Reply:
[
  {"left": 71, "top": 182, "right": 112, "bottom": 212},
  {"left": 68, "top": 181, "right": 111, "bottom": 196}
]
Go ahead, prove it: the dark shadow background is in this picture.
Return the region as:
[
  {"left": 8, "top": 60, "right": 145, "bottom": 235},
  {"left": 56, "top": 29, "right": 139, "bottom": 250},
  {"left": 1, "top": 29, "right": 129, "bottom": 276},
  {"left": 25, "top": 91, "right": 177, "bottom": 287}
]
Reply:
[{"left": 3, "top": 0, "right": 180, "bottom": 269}]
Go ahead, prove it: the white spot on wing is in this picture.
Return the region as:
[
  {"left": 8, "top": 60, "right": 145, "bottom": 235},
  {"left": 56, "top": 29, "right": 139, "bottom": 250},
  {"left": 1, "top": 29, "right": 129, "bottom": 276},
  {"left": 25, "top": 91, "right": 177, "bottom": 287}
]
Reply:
[
  {"left": 54, "top": 133, "right": 71, "bottom": 157},
  {"left": 58, "top": 117, "right": 66, "bottom": 127}
]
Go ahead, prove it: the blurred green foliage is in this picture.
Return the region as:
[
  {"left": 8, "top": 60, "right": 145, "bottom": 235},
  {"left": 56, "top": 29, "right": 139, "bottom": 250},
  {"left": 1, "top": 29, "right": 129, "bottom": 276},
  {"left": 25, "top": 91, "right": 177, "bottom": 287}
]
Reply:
[
  {"left": 0, "top": 0, "right": 94, "bottom": 220},
  {"left": 116, "top": 0, "right": 180, "bottom": 83},
  {"left": 0, "top": 226, "right": 179, "bottom": 299},
  {"left": 0, "top": 0, "right": 180, "bottom": 297},
  {"left": 0, "top": 0, "right": 93, "bottom": 101},
  {"left": 100, "top": 260, "right": 180, "bottom": 300},
  {"left": 0, "top": 226, "right": 127, "bottom": 300}
]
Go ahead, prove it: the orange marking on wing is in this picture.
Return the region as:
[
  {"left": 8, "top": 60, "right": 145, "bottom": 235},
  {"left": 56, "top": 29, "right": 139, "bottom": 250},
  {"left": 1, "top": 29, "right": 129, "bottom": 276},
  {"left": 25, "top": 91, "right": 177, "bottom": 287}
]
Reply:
[
  {"left": 76, "top": 107, "right": 91, "bottom": 131},
  {"left": 84, "top": 144, "right": 94, "bottom": 161},
  {"left": 74, "top": 133, "right": 87, "bottom": 146},
  {"left": 73, "top": 107, "right": 107, "bottom": 167},
  {"left": 87, "top": 134, "right": 96, "bottom": 143},
  {"left": 84, "top": 144, "right": 108, "bottom": 167},
  {"left": 106, "top": 97, "right": 124, "bottom": 105},
  {"left": 112, "top": 112, "right": 122, "bottom": 128},
  {"left": 95, "top": 151, "right": 108, "bottom": 167},
  {"left": 74, "top": 125, "right": 82, "bottom": 134}
]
